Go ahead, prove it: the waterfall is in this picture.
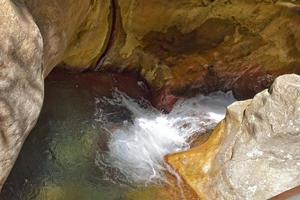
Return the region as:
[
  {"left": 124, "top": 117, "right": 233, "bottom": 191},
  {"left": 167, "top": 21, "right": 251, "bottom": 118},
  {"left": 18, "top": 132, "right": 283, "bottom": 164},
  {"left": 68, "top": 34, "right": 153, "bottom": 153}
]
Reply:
[{"left": 94, "top": 90, "right": 235, "bottom": 185}]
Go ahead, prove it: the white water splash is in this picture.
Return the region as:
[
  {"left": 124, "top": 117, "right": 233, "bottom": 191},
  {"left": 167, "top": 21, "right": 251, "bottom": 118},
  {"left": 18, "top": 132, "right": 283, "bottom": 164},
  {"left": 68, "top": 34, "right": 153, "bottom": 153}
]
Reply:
[{"left": 94, "top": 91, "right": 235, "bottom": 185}]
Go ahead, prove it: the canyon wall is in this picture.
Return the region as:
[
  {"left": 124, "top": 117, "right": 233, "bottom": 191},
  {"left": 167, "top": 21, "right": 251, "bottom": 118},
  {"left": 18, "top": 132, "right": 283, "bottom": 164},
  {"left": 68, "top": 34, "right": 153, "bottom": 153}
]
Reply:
[
  {"left": 20, "top": 0, "right": 300, "bottom": 99},
  {"left": 24, "top": 0, "right": 112, "bottom": 76},
  {"left": 100, "top": 0, "right": 300, "bottom": 99},
  {"left": 1, "top": 0, "right": 300, "bottom": 194}
]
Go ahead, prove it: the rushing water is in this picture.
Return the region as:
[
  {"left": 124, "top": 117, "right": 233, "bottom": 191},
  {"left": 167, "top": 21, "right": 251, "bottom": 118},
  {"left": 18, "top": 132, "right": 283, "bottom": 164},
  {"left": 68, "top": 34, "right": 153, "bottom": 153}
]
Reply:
[
  {"left": 95, "top": 91, "right": 235, "bottom": 186},
  {"left": 0, "top": 72, "right": 235, "bottom": 200}
]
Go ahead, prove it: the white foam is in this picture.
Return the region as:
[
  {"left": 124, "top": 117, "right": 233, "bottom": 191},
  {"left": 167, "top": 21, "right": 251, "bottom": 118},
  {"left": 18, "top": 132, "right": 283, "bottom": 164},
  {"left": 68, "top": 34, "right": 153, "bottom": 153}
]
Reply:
[{"left": 94, "top": 91, "right": 235, "bottom": 185}]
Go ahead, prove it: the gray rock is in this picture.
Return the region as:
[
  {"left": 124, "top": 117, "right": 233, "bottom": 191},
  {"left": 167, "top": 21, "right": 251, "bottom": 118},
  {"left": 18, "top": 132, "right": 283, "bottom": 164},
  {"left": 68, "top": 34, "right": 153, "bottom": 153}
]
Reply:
[
  {"left": 0, "top": 0, "right": 44, "bottom": 189},
  {"left": 167, "top": 74, "right": 300, "bottom": 200},
  {"left": 210, "top": 74, "right": 300, "bottom": 199}
]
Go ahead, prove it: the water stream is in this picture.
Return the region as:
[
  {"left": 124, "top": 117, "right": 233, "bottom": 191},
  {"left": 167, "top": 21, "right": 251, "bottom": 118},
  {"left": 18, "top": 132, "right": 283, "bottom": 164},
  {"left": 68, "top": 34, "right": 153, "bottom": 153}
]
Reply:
[
  {"left": 0, "top": 72, "right": 235, "bottom": 200},
  {"left": 95, "top": 90, "right": 235, "bottom": 186}
]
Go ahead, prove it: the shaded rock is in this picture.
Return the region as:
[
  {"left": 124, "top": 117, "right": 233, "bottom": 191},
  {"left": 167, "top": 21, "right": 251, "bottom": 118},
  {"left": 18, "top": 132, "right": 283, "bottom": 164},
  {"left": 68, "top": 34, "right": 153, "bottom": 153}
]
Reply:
[
  {"left": 5, "top": 0, "right": 300, "bottom": 100},
  {"left": 101, "top": 0, "right": 300, "bottom": 98},
  {"left": 167, "top": 74, "right": 300, "bottom": 200},
  {"left": 24, "top": 0, "right": 112, "bottom": 76},
  {"left": 270, "top": 185, "right": 300, "bottom": 200},
  {"left": 0, "top": 0, "right": 44, "bottom": 190},
  {"left": 151, "top": 87, "right": 181, "bottom": 113}
]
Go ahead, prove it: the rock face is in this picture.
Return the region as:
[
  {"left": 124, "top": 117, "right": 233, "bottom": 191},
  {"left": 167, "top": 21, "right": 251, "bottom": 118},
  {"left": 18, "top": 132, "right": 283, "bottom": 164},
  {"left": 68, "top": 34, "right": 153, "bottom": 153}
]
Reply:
[
  {"left": 6, "top": 0, "right": 299, "bottom": 99},
  {"left": 167, "top": 74, "right": 300, "bottom": 200},
  {"left": 24, "top": 0, "right": 112, "bottom": 76},
  {"left": 101, "top": 0, "right": 300, "bottom": 98},
  {"left": 0, "top": 0, "right": 44, "bottom": 189},
  {"left": 0, "top": 1, "right": 112, "bottom": 188},
  {"left": 1, "top": 0, "right": 300, "bottom": 193}
]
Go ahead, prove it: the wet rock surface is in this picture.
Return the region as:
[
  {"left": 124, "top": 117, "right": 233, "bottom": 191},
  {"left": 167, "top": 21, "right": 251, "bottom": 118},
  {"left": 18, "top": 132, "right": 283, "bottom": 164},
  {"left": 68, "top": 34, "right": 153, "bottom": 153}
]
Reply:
[
  {"left": 1, "top": 0, "right": 300, "bottom": 196},
  {"left": 167, "top": 74, "right": 300, "bottom": 200}
]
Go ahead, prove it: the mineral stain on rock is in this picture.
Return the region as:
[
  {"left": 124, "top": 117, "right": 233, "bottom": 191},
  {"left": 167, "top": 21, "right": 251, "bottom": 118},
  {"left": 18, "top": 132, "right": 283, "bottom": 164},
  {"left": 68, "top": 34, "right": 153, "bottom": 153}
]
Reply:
[
  {"left": 1, "top": 0, "right": 300, "bottom": 199},
  {"left": 142, "top": 18, "right": 236, "bottom": 58}
]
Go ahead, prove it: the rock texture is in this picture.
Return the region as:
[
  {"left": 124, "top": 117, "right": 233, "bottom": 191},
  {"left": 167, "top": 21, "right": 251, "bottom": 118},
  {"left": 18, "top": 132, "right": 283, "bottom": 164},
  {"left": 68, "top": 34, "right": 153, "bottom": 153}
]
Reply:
[
  {"left": 0, "top": 1, "right": 112, "bottom": 188},
  {"left": 167, "top": 74, "right": 300, "bottom": 200},
  {"left": 0, "top": 0, "right": 44, "bottom": 189},
  {"left": 100, "top": 0, "right": 300, "bottom": 99},
  {"left": 24, "top": 0, "right": 112, "bottom": 76},
  {"left": 1, "top": 0, "right": 300, "bottom": 193},
  {"left": 5, "top": 0, "right": 299, "bottom": 99}
]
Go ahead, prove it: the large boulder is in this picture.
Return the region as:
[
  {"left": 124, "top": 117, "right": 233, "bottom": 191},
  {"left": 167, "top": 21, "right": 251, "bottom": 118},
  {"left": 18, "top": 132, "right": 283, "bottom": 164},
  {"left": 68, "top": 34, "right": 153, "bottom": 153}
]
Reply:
[
  {"left": 0, "top": 0, "right": 111, "bottom": 191},
  {"left": 167, "top": 74, "right": 300, "bottom": 200},
  {"left": 0, "top": 0, "right": 44, "bottom": 189}
]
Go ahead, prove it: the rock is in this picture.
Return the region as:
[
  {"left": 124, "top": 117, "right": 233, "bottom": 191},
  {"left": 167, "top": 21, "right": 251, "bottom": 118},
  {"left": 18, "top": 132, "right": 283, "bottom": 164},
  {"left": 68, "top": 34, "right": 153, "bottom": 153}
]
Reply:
[
  {"left": 24, "top": 0, "right": 112, "bottom": 76},
  {"left": 270, "top": 185, "right": 300, "bottom": 200},
  {"left": 151, "top": 87, "right": 181, "bottom": 113},
  {"left": 1, "top": 0, "right": 300, "bottom": 192},
  {"left": 101, "top": 0, "right": 300, "bottom": 98},
  {"left": 0, "top": 0, "right": 44, "bottom": 190},
  {"left": 4, "top": 0, "right": 299, "bottom": 100},
  {"left": 166, "top": 74, "right": 300, "bottom": 200}
]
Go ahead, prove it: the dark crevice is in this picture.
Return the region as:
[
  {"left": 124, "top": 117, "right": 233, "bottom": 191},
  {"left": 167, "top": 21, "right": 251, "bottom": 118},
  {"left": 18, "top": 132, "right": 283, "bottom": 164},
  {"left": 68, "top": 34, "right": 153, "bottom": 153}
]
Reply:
[{"left": 94, "top": 0, "right": 117, "bottom": 71}]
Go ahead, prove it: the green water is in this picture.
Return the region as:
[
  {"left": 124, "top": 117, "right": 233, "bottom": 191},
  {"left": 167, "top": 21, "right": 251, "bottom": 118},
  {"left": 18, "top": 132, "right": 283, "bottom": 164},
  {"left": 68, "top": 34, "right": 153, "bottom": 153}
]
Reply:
[{"left": 0, "top": 72, "right": 152, "bottom": 200}]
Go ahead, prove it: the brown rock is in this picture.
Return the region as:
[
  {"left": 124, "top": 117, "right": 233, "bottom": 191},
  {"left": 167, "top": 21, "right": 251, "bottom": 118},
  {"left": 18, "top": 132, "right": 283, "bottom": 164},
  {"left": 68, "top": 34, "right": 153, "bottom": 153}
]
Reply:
[
  {"left": 151, "top": 87, "right": 181, "bottom": 113},
  {"left": 24, "top": 0, "right": 112, "bottom": 76},
  {"left": 167, "top": 74, "right": 300, "bottom": 200},
  {"left": 101, "top": 0, "right": 300, "bottom": 99},
  {"left": 1, "top": 0, "right": 300, "bottom": 193}
]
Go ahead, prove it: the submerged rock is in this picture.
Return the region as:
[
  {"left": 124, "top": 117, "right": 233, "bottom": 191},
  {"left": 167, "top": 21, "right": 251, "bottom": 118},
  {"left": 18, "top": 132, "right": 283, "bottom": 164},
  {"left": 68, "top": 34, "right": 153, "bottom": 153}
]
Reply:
[
  {"left": 151, "top": 87, "right": 181, "bottom": 113},
  {"left": 167, "top": 74, "right": 300, "bottom": 200}
]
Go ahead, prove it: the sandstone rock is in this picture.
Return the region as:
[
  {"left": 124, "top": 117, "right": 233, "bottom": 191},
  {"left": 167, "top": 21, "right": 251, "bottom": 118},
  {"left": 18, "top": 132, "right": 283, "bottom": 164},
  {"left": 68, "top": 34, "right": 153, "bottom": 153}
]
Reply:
[
  {"left": 1, "top": 0, "right": 300, "bottom": 193},
  {"left": 101, "top": 0, "right": 300, "bottom": 98},
  {"left": 24, "top": 0, "right": 112, "bottom": 76},
  {"left": 167, "top": 74, "right": 300, "bottom": 200},
  {"left": 7, "top": 0, "right": 300, "bottom": 100},
  {"left": 0, "top": 0, "right": 44, "bottom": 190}
]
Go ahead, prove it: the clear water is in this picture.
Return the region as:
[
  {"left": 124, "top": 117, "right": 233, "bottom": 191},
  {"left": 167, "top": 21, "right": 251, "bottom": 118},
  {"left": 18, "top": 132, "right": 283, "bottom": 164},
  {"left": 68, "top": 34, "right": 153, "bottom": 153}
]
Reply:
[{"left": 0, "top": 72, "right": 235, "bottom": 200}]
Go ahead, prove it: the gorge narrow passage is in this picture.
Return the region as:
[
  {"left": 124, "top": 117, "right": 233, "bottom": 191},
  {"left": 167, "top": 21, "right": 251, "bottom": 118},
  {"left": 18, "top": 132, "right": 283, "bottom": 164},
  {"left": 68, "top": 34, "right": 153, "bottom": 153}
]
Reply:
[{"left": 1, "top": 71, "right": 235, "bottom": 200}]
